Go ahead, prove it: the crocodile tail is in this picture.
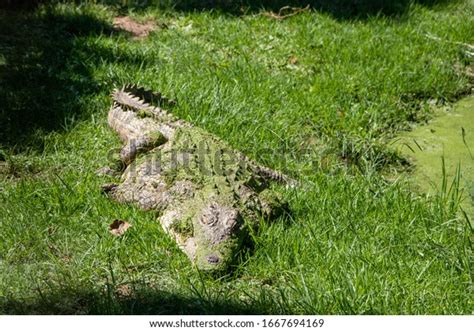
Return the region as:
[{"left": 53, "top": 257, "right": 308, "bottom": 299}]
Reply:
[
  {"left": 112, "top": 85, "right": 178, "bottom": 119},
  {"left": 120, "top": 84, "right": 177, "bottom": 109},
  {"left": 255, "top": 164, "right": 297, "bottom": 188},
  {"left": 240, "top": 154, "right": 296, "bottom": 187},
  {"left": 112, "top": 86, "right": 152, "bottom": 112}
]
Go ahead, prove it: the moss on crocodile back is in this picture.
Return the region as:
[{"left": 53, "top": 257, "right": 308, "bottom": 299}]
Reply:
[
  {"left": 170, "top": 217, "right": 194, "bottom": 238},
  {"left": 159, "top": 126, "right": 256, "bottom": 188}
]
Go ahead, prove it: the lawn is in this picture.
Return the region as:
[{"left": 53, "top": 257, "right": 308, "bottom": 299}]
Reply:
[{"left": 0, "top": 0, "right": 472, "bottom": 314}]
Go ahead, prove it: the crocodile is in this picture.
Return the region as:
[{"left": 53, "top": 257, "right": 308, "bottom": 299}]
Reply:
[{"left": 101, "top": 85, "right": 293, "bottom": 273}]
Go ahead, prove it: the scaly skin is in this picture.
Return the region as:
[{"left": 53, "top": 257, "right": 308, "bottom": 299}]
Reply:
[{"left": 103, "top": 85, "right": 291, "bottom": 273}]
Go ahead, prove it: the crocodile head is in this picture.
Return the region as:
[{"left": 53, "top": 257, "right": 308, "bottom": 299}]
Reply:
[{"left": 161, "top": 195, "right": 246, "bottom": 273}]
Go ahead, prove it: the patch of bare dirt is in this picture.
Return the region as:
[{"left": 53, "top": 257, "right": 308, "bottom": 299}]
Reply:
[
  {"left": 113, "top": 16, "right": 156, "bottom": 39},
  {"left": 109, "top": 219, "right": 132, "bottom": 236}
]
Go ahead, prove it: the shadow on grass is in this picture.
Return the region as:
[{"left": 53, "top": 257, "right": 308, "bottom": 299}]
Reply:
[
  {"left": 0, "top": 6, "right": 115, "bottom": 151},
  {"left": 0, "top": 287, "right": 266, "bottom": 314},
  {"left": 107, "top": 0, "right": 458, "bottom": 18}
]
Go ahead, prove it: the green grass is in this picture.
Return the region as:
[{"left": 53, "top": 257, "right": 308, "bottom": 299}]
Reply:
[{"left": 0, "top": 0, "right": 473, "bottom": 314}]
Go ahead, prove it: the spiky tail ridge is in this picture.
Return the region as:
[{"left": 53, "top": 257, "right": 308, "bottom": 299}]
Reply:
[{"left": 111, "top": 84, "right": 176, "bottom": 119}]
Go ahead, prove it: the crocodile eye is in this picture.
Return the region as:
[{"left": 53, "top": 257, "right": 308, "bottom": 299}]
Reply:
[
  {"left": 206, "top": 255, "right": 220, "bottom": 264},
  {"left": 200, "top": 203, "right": 219, "bottom": 226}
]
